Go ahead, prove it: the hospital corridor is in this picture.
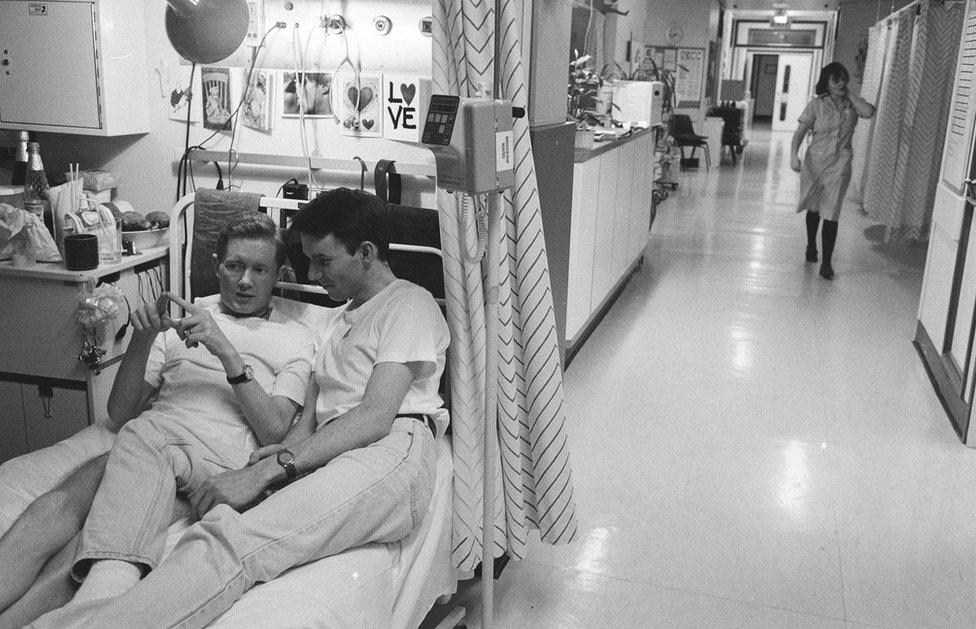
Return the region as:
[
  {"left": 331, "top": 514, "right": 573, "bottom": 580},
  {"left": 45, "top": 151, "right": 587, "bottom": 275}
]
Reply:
[{"left": 443, "top": 128, "right": 976, "bottom": 628}]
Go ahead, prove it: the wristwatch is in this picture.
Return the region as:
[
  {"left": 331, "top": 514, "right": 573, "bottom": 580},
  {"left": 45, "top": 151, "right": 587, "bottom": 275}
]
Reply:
[
  {"left": 276, "top": 449, "right": 298, "bottom": 480},
  {"left": 226, "top": 364, "right": 254, "bottom": 385}
]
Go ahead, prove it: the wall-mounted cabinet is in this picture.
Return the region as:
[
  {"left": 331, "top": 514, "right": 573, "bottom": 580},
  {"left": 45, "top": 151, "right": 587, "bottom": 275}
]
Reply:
[{"left": 0, "top": 0, "right": 149, "bottom": 136}]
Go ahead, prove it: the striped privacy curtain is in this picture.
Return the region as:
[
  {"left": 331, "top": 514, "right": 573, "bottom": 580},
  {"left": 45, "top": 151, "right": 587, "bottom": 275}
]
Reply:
[
  {"left": 432, "top": 0, "right": 579, "bottom": 573},
  {"left": 857, "top": 0, "right": 964, "bottom": 240}
]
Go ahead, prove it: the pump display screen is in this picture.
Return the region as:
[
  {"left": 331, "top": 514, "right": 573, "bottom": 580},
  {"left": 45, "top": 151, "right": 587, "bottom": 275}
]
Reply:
[{"left": 422, "top": 95, "right": 460, "bottom": 146}]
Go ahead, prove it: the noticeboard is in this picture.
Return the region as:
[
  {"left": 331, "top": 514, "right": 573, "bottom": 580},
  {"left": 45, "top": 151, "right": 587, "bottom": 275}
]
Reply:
[{"left": 643, "top": 46, "right": 706, "bottom": 108}]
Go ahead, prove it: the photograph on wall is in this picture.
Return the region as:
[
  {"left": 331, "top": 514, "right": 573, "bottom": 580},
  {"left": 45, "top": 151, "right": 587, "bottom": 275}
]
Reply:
[
  {"left": 338, "top": 73, "right": 383, "bottom": 137},
  {"left": 163, "top": 64, "right": 202, "bottom": 123},
  {"left": 201, "top": 67, "right": 234, "bottom": 131},
  {"left": 241, "top": 69, "right": 277, "bottom": 132},
  {"left": 281, "top": 72, "right": 333, "bottom": 117}
]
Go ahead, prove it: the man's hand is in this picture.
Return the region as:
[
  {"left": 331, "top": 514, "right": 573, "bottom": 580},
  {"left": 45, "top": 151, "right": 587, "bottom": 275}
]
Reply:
[
  {"left": 791, "top": 156, "right": 802, "bottom": 173},
  {"left": 166, "top": 294, "right": 235, "bottom": 360},
  {"left": 187, "top": 463, "right": 274, "bottom": 519},
  {"left": 129, "top": 293, "right": 179, "bottom": 338},
  {"left": 248, "top": 443, "right": 286, "bottom": 466}
]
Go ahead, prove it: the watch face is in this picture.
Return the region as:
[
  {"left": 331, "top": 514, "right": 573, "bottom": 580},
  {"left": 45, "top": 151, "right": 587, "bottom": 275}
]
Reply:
[
  {"left": 243, "top": 364, "right": 254, "bottom": 381},
  {"left": 277, "top": 450, "right": 294, "bottom": 465}
]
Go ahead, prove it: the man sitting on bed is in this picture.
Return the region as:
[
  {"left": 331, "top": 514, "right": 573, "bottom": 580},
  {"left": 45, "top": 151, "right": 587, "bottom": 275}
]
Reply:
[
  {"left": 3, "top": 213, "right": 314, "bottom": 626},
  {"left": 32, "top": 187, "right": 449, "bottom": 628}
]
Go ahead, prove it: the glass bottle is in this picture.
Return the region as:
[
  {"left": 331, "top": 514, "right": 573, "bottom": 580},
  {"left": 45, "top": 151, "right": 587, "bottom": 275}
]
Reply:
[
  {"left": 10, "top": 131, "right": 28, "bottom": 186},
  {"left": 23, "top": 141, "right": 51, "bottom": 233}
]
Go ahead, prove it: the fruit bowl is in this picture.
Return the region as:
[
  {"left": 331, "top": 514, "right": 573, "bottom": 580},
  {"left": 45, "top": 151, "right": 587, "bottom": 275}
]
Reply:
[{"left": 122, "top": 227, "right": 168, "bottom": 250}]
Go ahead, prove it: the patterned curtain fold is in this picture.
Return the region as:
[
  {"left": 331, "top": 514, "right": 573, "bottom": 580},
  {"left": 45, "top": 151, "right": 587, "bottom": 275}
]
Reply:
[
  {"left": 432, "top": 0, "right": 579, "bottom": 574},
  {"left": 856, "top": 1, "right": 964, "bottom": 241},
  {"left": 849, "top": 24, "right": 887, "bottom": 204}
]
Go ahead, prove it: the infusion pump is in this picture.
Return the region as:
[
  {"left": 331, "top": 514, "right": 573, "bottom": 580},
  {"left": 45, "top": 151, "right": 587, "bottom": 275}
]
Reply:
[{"left": 422, "top": 95, "right": 522, "bottom": 194}]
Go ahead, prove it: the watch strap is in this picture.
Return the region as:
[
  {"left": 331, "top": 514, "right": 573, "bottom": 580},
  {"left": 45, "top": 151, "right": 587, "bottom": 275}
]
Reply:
[{"left": 226, "top": 364, "right": 253, "bottom": 385}]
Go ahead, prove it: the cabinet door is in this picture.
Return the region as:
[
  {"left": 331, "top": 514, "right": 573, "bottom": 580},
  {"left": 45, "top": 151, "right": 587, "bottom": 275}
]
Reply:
[
  {"left": 0, "top": 382, "right": 27, "bottom": 464},
  {"left": 22, "top": 384, "right": 89, "bottom": 452},
  {"left": 0, "top": 1, "right": 100, "bottom": 129},
  {"left": 567, "top": 159, "right": 601, "bottom": 340},
  {"left": 610, "top": 141, "right": 636, "bottom": 281},
  {"left": 591, "top": 152, "right": 618, "bottom": 307}
]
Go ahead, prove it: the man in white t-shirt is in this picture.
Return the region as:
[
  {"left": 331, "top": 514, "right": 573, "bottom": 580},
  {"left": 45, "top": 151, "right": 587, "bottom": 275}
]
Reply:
[
  {"left": 25, "top": 213, "right": 315, "bottom": 624},
  {"left": 31, "top": 188, "right": 449, "bottom": 629}
]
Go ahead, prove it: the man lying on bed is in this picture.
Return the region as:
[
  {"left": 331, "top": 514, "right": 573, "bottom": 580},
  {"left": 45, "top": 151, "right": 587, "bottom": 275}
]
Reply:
[
  {"left": 0, "top": 213, "right": 315, "bottom": 626},
  {"left": 32, "top": 187, "right": 450, "bottom": 628}
]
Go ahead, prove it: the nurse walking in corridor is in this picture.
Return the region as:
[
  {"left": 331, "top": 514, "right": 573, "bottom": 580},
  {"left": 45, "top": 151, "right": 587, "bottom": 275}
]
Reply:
[{"left": 790, "top": 62, "right": 875, "bottom": 280}]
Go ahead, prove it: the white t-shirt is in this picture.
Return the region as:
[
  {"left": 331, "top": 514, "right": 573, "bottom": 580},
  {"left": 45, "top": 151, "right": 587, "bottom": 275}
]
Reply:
[
  {"left": 141, "top": 302, "right": 315, "bottom": 461},
  {"left": 314, "top": 279, "right": 450, "bottom": 436}
]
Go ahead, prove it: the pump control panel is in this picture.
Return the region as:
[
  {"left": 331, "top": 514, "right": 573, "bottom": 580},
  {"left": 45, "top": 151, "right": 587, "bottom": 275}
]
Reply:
[{"left": 422, "top": 95, "right": 515, "bottom": 194}]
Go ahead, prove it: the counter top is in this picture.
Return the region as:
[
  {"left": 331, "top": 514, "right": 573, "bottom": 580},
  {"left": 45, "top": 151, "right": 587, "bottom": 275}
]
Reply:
[
  {"left": 575, "top": 126, "right": 660, "bottom": 163},
  {"left": 0, "top": 246, "right": 167, "bottom": 282}
]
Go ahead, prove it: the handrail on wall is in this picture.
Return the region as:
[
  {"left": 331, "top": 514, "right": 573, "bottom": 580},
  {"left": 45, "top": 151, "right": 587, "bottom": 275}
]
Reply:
[{"left": 185, "top": 149, "right": 437, "bottom": 178}]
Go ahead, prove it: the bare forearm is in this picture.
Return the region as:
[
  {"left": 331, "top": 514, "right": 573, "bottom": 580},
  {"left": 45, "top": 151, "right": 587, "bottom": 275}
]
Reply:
[
  {"left": 106, "top": 333, "right": 156, "bottom": 427},
  {"left": 219, "top": 350, "right": 292, "bottom": 446},
  {"left": 791, "top": 128, "right": 807, "bottom": 160},
  {"left": 850, "top": 94, "right": 875, "bottom": 118},
  {"left": 256, "top": 408, "right": 395, "bottom": 489}
]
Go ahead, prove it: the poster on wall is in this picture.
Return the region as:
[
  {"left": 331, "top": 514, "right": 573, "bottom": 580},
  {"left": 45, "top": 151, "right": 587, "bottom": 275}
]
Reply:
[
  {"left": 163, "top": 64, "right": 202, "bottom": 123},
  {"left": 201, "top": 67, "right": 235, "bottom": 131},
  {"left": 676, "top": 49, "right": 705, "bottom": 107},
  {"left": 338, "top": 73, "right": 383, "bottom": 138},
  {"left": 643, "top": 46, "right": 706, "bottom": 107},
  {"left": 241, "top": 69, "right": 277, "bottom": 132},
  {"left": 382, "top": 74, "right": 430, "bottom": 142},
  {"left": 281, "top": 72, "right": 333, "bottom": 118}
]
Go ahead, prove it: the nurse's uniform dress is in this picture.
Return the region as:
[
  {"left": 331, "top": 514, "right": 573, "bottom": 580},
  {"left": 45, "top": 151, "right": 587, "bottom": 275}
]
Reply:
[{"left": 796, "top": 94, "right": 875, "bottom": 221}]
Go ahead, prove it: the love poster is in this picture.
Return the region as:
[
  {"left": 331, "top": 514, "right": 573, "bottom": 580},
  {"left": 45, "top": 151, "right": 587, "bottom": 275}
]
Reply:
[{"left": 383, "top": 75, "right": 429, "bottom": 143}]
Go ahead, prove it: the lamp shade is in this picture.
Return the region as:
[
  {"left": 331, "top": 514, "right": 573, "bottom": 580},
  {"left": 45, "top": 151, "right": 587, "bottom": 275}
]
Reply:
[{"left": 165, "top": 0, "right": 250, "bottom": 64}]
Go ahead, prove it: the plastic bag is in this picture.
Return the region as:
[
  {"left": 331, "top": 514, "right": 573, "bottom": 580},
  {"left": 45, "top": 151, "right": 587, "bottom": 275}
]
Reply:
[{"left": 0, "top": 203, "right": 62, "bottom": 264}]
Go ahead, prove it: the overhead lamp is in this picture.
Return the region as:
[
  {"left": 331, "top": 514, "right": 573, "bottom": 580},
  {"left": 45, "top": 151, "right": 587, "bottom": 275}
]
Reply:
[
  {"left": 165, "top": 0, "right": 250, "bottom": 64},
  {"left": 770, "top": 9, "right": 792, "bottom": 28}
]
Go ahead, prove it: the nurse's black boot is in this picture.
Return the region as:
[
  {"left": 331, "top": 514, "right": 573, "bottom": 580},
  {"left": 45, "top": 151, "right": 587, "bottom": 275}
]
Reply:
[
  {"left": 820, "top": 219, "right": 838, "bottom": 280},
  {"left": 805, "top": 211, "right": 820, "bottom": 262}
]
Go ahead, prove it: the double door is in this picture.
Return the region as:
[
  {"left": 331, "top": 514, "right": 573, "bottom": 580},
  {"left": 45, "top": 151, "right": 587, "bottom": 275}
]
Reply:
[{"left": 916, "top": 0, "right": 976, "bottom": 442}]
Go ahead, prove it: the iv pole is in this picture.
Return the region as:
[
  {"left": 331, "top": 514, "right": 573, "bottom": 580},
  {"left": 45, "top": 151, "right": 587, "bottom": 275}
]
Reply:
[{"left": 481, "top": 3, "right": 504, "bottom": 627}]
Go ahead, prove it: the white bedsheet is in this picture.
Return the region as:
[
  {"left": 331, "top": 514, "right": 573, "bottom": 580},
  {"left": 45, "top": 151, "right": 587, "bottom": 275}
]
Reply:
[{"left": 0, "top": 425, "right": 457, "bottom": 628}]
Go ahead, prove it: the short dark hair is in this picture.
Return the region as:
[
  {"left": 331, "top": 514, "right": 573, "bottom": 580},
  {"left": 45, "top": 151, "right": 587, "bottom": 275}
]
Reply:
[
  {"left": 287, "top": 187, "right": 390, "bottom": 260},
  {"left": 815, "top": 62, "right": 850, "bottom": 97},
  {"left": 216, "top": 213, "right": 287, "bottom": 268}
]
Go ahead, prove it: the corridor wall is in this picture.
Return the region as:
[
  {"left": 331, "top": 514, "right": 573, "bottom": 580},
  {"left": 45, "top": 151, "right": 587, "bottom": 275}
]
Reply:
[{"left": 851, "top": 0, "right": 965, "bottom": 242}]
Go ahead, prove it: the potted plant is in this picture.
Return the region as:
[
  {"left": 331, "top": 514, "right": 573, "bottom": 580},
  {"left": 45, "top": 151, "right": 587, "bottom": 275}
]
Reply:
[{"left": 568, "top": 50, "right": 604, "bottom": 150}]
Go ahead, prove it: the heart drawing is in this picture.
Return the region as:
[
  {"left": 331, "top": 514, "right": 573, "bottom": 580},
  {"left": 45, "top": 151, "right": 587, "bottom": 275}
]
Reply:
[
  {"left": 362, "top": 119, "right": 375, "bottom": 130},
  {"left": 400, "top": 83, "right": 416, "bottom": 106},
  {"left": 347, "top": 86, "right": 374, "bottom": 112}
]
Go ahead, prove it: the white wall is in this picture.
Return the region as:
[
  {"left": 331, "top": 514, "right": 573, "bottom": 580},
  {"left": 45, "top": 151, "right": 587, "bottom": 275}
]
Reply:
[
  {"left": 835, "top": 0, "right": 913, "bottom": 84},
  {"left": 6, "top": 1, "right": 438, "bottom": 216}
]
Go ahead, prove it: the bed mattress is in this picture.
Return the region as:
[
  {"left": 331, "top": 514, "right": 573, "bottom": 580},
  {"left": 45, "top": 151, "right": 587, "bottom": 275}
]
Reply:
[{"left": 0, "top": 424, "right": 457, "bottom": 628}]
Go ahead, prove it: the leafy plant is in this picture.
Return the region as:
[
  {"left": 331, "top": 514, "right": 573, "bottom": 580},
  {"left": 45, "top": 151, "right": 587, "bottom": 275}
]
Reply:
[{"left": 568, "top": 50, "right": 605, "bottom": 130}]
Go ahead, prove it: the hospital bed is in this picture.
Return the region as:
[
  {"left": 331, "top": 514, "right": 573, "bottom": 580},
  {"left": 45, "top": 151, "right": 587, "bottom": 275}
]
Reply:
[{"left": 0, "top": 191, "right": 459, "bottom": 627}]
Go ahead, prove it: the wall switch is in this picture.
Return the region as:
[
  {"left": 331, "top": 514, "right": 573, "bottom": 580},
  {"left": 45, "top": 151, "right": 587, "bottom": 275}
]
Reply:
[{"left": 244, "top": 0, "right": 264, "bottom": 47}]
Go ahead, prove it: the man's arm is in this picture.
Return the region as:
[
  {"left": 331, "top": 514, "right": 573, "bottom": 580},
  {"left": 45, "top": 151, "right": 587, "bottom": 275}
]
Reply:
[
  {"left": 167, "top": 294, "right": 301, "bottom": 446},
  {"left": 188, "top": 362, "right": 417, "bottom": 517},
  {"left": 105, "top": 299, "right": 172, "bottom": 432}
]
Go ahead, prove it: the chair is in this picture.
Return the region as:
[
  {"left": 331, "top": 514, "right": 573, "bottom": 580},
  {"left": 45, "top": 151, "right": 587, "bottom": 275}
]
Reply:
[
  {"left": 706, "top": 105, "right": 745, "bottom": 165},
  {"left": 670, "top": 114, "right": 710, "bottom": 171}
]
